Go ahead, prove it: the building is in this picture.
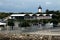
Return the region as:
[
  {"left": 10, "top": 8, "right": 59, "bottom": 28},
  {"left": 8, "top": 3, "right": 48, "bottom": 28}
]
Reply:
[
  {"left": 2, "top": 6, "right": 53, "bottom": 29},
  {"left": 0, "top": 21, "right": 6, "bottom": 30},
  {"left": 10, "top": 14, "right": 52, "bottom": 20},
  {"left": 38, "top": 6, "right": 42, "bottom": 13},
  {"left": 9, "top": 6, "right": 52, "bottom": 20}
]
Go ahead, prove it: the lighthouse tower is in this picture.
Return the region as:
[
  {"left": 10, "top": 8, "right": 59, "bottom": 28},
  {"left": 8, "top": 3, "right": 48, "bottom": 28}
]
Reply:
[{"left": 38, "top": 6, "right": 42, "bottom": 13}]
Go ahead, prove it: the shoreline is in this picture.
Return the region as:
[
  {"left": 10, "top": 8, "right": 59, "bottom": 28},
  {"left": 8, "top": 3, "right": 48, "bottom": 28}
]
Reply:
[{"left": 0, "top": 33, "right": 60, "bottom": 40}]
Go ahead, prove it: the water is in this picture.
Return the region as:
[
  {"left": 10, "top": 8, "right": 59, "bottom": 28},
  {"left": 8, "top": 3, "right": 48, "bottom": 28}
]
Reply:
[{"left": 1, "top": 23, "right": 60, "bottom": 35}]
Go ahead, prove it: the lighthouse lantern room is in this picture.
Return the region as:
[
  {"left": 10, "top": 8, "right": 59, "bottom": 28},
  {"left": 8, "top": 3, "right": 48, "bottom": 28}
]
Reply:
[{"left": 38, "top": 6, "right": 42, "bottom": 13}]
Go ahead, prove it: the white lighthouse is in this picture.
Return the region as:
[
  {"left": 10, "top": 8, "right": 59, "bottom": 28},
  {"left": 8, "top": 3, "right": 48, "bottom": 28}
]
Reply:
[{"left": 38, "top": 6, "right": 42, "bottom": 13}]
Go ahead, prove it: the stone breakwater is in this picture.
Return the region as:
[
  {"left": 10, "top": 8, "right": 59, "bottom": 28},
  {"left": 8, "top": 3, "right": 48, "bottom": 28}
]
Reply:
[{"left": 0, "top": 33, "right": 60, "bottom": 40}]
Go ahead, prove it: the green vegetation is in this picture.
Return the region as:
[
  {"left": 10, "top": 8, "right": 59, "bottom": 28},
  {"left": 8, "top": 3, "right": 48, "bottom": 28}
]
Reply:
[
  {"left": 20, "top": 21, "right": 30, "bottom": 27},
  {"left": 0, "top": 10, "right": 60, "bottom": 27},
  {"left": 0, "top": 12, "right": 11, "bottom": 19},
  {"left": 7, "top": 19, "right": 15, "bottom": 30}
]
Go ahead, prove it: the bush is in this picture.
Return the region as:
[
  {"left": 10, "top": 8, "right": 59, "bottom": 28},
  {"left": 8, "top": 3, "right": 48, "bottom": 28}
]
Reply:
[
  {"left": 20, "top": 21, "right": 30, "bottom": 27},
  {"left": 7, "top": 19, "right": 14, "bottom": 30}
]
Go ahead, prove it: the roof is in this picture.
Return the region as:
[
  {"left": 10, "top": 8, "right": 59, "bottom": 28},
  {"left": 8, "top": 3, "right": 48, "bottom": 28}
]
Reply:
[
  {"left": 50, "top": 14, "right": 53, "bottom": 16},
  {"left": 0, "top": 22, "right": 6, "bottom": 25},
  {"left": 38, "top": 6, "right": 42, "bottom": 9},
  {"left": 36, "top": 14, "right": 40, "bottom": 16},
  {"left": 43, "top": 14, "right": 46, "bottom": 16},
  {"left": 29, "top": 14, "right": 33, "bottom": 16},
  {"left": 11, "top": 14, "right": 34, "bottom": 16},
  {"left": 10, "top": 14, "right": 53, "bottom": 17},
  {"left": 11, "top": 14, "right": 26, "bottom": 16}
]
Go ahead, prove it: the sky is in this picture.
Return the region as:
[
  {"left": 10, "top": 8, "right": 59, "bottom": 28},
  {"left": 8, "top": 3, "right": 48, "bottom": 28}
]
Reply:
[{"left": 0, "top": 0, "right": 60, "bottom": 13}]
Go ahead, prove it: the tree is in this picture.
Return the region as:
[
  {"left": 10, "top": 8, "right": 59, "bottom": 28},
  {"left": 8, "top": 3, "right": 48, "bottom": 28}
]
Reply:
[
  {"left": 7, "top": 19, "right": 14, "bottom": 30},
  {"left": 52, "top": 14, "right": 58, "bottom": 27},
  {"left": 53, "top": 19, "right": 58, "bottom": 27},
  {"left": 20, "top": 21, "right": 30, "bottom": 27},
  {"left": 0, "top": 13, "right": 11, "bottom": 19},
  {"left": 46, "top": 9, "right": 49, "bottom": 14}
]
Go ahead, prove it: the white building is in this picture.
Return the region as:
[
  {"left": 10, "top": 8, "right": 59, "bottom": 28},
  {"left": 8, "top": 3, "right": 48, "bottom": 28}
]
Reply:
[
  {"left": 10, "top": 14, "right": 52, "bottom": 20},
  {"left": 9, "top": 6, "right": 52, "bottom": 20},
  {"left": 38, "top": 6, "right": 42, "bottom": 13},
  {"left": 0, "top": 22, "right": 6, "bottom": 30},
  {"left": 5, "top": 6, "right": 53, "bottom": 29}
]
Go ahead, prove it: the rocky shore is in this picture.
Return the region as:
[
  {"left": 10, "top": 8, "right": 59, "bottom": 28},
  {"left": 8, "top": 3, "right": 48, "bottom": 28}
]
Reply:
[{"left": 0, "top": 33, "right": 60, "bottom": 40}]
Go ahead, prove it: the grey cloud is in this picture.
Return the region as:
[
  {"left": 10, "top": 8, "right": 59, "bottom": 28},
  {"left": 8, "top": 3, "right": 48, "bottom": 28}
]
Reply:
[{"left": 0, "top": 0, "right": 60, "bottom": 12}]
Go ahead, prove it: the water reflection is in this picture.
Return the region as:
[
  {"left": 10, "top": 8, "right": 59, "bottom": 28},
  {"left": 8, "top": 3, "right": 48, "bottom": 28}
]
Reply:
[
  {"left": 1, "top": 23, "right": 60, "bottom": 34},
  {"left": 18, "top": 23, "right": 53, "bottom": 32}
]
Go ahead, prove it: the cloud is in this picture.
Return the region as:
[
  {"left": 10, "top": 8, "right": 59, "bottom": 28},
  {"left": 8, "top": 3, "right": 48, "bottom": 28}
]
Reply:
[
  {"left": 46, "top": 2, "right": 52, "bottom": 5},
  {"left": 0, "top": 0, "right": 60, "bottom": 12},
  {"left": 0, "top": 2, "right": 3, "bottom": 6}
]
